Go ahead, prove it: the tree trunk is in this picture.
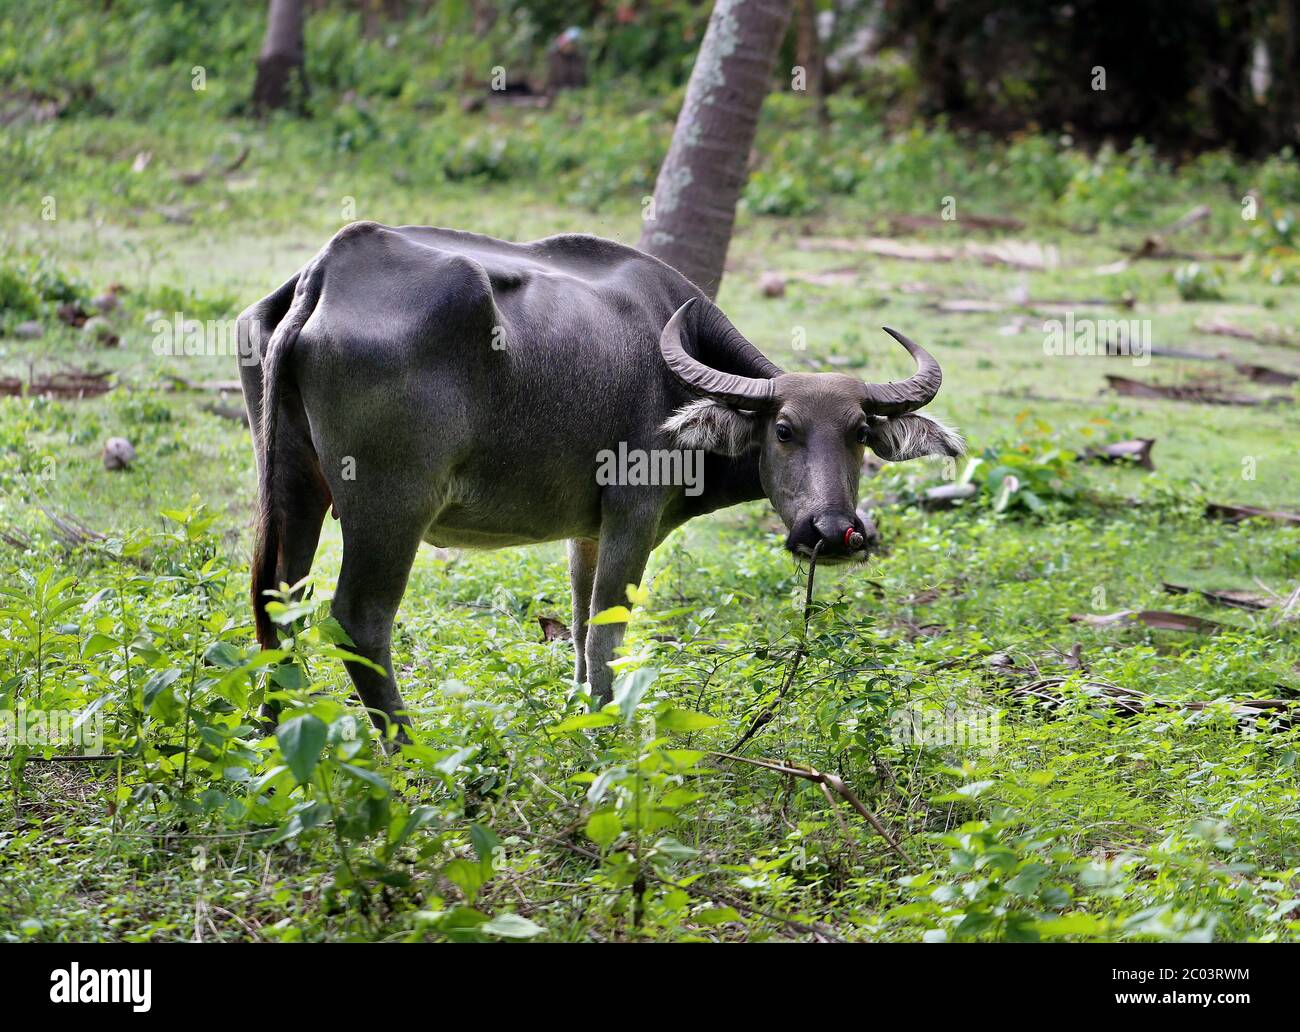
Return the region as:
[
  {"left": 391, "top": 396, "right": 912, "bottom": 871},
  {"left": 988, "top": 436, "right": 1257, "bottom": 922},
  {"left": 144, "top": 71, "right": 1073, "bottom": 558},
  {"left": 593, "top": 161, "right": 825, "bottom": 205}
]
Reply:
[
  {"left": 794, "top": 0, "right": 826, "bottom": 120},
  {"left": 637, "top": 0, "right": 794, "bottom": 299},
  {"left": 252, "top": 0, "right": 308, "bottom": 114}
]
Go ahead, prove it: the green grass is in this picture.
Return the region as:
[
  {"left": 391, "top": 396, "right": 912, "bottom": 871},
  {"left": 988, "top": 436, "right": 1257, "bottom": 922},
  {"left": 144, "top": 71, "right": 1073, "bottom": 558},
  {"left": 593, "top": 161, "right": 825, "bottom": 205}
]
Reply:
[{"left": 1, "top": 91, "right": 1299, "bottom": 942}]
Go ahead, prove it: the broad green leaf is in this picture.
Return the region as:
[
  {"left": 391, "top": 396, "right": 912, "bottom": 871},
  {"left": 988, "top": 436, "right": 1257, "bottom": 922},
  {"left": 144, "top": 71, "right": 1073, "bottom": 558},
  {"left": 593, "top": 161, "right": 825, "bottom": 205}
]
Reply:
[
  {"left": 277, "top": 714, "right": 327, "bottom": 784},
  {"left": 444, "top": 858, "right": 487, "bottom": 904},
  {"left": 339, "top": 762, "right": 391, "bottom": 793},
  {"left": 469, "top": 823, "right": 501, "bottom": 866},
  {"left": 82, "top": 632, "right": 118, "bottom": 660},
  {"left": 481, "top": 913, "right": 543, "bottom": 939},
  {"left": 657, "top": 707, "right": 720, "bottom": 733},
  {"left": 585, "top": 809, "right": 622, "bottom": 849},
  {"left": 1034, "top": 913, "right": 1107, "bottom": 938},
  {"left": 270, "top": 663, "right": 308, "bottom": 690},
  {"left": 614, "top": 666, "right": 657, "bottom": 723},
  {"left": 552, "top": 711, "right": 617, "bottom": 732}
]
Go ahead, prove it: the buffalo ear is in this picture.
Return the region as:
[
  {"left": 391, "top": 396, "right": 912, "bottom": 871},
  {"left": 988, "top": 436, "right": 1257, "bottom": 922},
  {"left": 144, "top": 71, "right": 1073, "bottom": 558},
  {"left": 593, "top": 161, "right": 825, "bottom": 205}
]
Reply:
[
  {"left": 662, "top": 399, "right": 760, "bottom": 456},
  {"left": 864, "top": 413, "right": 964, "bottom": 461}
]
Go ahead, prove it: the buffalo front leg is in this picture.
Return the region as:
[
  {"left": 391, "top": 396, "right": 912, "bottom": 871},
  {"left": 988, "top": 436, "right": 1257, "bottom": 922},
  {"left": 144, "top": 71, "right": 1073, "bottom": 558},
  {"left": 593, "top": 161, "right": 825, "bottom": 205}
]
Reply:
[
  {"left": 586, "top": 496, "right": 657, "bottom": 706},
  {"left": 331, "top": 518, "right": 425, "bottom": 740},
  {"left": 567, "top": 537, "right": 597, "bottom": 683}
]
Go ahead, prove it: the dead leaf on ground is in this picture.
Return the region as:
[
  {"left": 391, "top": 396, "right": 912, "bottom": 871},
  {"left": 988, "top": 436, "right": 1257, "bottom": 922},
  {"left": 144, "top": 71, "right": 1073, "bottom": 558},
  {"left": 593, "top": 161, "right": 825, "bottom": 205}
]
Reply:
[{"left": 538, "top": 616, "right": 572, "bottom": 642}]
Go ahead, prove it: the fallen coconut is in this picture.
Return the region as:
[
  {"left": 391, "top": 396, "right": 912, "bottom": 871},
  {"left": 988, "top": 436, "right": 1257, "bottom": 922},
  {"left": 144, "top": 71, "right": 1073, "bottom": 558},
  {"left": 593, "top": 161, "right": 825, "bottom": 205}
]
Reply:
[
  {"left": 759, "top": 272, "right": 786, "bottom": 298},
  {"left": 102, "top": 437, "right": 136, "bottom": 470}
]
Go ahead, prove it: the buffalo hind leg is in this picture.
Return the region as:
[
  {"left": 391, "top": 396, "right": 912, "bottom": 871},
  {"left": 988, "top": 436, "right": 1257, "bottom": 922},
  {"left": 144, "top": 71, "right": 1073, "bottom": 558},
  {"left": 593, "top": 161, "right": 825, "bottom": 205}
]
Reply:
[
  {"left": 259, "top": 478, "right": 329, "bottom": 725},
  {"left": 332, "top": 518, "right": 425, "bottom": 742},
  {"left": 567, "top": 538, "right": 597, "bottom": 683},
  {"left": 586, "top": 494, "right": 657, "bottom": 705}
]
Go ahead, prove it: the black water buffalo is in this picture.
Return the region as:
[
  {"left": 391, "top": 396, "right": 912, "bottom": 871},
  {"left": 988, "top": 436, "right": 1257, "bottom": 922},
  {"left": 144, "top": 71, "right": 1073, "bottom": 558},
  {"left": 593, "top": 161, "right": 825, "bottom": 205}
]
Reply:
[{"left": 238, "top": 222, "right": 962, "bottom": 732}]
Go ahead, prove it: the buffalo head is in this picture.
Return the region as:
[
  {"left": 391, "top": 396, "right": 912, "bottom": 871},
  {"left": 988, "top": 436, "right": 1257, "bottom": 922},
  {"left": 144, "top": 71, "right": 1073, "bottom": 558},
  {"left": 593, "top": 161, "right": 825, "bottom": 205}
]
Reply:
[{"left": 660, "top": 298, "right": 963, "bottom": 562}]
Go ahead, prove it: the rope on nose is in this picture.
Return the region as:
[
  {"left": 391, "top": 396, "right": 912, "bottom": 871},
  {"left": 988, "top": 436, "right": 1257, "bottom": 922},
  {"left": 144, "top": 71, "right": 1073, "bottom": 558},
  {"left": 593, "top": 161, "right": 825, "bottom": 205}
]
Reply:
[{"left": 844, "top": 527, "right": 864, "bottom": 551}]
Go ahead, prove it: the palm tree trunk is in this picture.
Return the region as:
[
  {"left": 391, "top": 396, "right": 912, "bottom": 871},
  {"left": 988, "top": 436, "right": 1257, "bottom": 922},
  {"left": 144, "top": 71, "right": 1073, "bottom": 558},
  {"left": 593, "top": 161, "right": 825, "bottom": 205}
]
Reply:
[
  {"left": 252, "top": 0, "right": 308, "bottom": 114},
  {"left": 794, "top": 0, "right": 826, "bottom": 121},
  {"left": 637, "top": 0, "right": 794, "bottom": 298}
]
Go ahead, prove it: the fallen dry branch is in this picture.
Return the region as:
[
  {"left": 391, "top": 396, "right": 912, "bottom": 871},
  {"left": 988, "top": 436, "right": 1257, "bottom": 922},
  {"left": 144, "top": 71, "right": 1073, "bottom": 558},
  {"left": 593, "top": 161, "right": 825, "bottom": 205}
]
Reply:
[
  {"left": 1197, "top": 318, "right": 1299, "bottom": 348},
  {"left": 1161, "top": 583, "right": 1273, "bottom": 612},
  {"left": 163, "top": 373, "right": 245, "bottom": 394},
  {"left": 0, "top": 525, "right": 33, "bottom": 550},
  {"left": 1234, "top": 362, "right": 1298, "bottom": 386},
  {"left": 41, "top": 506, "right": 106, "bottom": 548},
  {"left": 1144, "top": 349, "right": 1300, "bottom": 389},
  {"left": 916, "top": 483, "right": 978, "bottom": 509},
  {"left": 1105, "top": 374, "right": 1285, "bottom": 406},
  {"left": 928, "top": 298, "right": 1008, "bottom": 313},
  {"left": 795, "top": 236, "right": 1059, "bottom": 270},
  {"left": 1148, "top": 345, "right": 1227, "bottom": 361},
  {"left": 887, "top": 212, "right": 1026, "bottom": 233},
  {"left": 173, "top": 145, "right": 251, "bottom": 187},
  {"left": 1069, "top": 609, "right": 1228, "bottom": 634},
  {"left": 1166, "top": 204, "right": 1212, "bottom": 233},
  {"left": 1010, "top": 676, "right": 1296, "bottom": 728},
  {"left": 1083, "top": 438, "right": 1156, "bottom": 470},
  {"left": 709, "top": 751, "right": 913, "bottom": 866},
  {"left": 0, "top": 369, "right": 112, "bottom": 399},
  {"left": 1206, "top": 502, "right": 1300, "bottom": 526},
  {"left": 1127, "top": 235, "right": 1241, "bottom": 262}
]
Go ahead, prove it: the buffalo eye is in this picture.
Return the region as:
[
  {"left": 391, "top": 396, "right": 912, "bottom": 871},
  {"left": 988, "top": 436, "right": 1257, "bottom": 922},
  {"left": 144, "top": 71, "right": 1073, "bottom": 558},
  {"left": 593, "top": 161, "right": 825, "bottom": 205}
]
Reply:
[
  {"left": 855, "top": 424, "right": 871, "bottom": 445},
  {"left": 775, "top": 423, "right": 793, "bottom": 443}
]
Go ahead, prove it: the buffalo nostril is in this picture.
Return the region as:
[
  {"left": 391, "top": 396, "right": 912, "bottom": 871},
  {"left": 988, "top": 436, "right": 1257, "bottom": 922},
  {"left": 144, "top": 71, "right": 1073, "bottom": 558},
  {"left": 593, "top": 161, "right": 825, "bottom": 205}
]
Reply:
[{"left": 844, "top": 528, "right": 864, "bottom": 551}]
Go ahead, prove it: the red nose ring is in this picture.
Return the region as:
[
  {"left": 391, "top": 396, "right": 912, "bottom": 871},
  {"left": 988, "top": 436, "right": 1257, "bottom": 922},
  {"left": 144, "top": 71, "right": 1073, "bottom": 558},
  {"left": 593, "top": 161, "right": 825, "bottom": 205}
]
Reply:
[{"left": 844, "top": 527, "right": 865, "bottom": 551}]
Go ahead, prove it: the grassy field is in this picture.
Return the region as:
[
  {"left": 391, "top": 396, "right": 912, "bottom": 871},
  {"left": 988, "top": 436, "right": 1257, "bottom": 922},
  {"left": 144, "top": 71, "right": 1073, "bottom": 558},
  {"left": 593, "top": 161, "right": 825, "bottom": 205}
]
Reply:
[{"left": 2, "top": 94, "right": 1300, "bottom": 942}]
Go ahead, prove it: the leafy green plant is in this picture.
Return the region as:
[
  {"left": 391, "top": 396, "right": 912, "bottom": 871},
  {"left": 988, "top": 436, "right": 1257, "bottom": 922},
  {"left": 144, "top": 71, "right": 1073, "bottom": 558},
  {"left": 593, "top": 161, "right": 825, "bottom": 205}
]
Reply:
[
  {"left": 1173, "top": 262, "right": 1225, "bottom": 300},
  {"left": 743, "top": 168, "right": 819, "bottom": 216},
  {"left": 1244, "top": 210, "right": 1300, "bottom": 285}
]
